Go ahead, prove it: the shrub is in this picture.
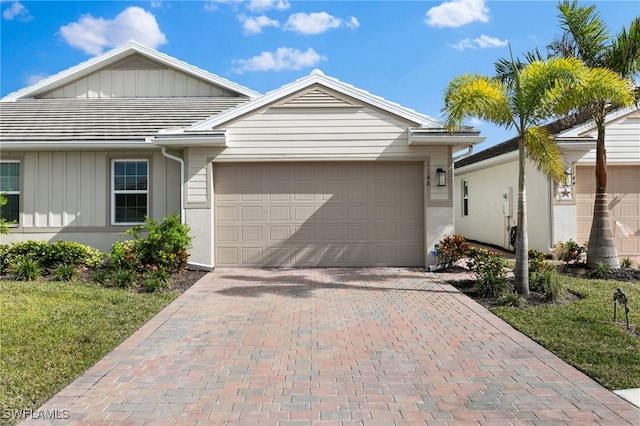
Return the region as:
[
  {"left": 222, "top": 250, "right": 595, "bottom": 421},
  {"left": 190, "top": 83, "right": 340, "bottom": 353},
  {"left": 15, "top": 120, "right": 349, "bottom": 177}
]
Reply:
[
  {"left": 531, "top": 269, "right": 563, "bottom": 301},
  {"left": 8, "top": 241, "right": 49, "bottom": 266},
  {"left": 52, "top": 263, "right": 79, "bottom": 282},
  {"left": 436, "top": 234, "right": 469, "bottom": 268},
  {"left": 111, "top": 268, "right": 136, "bottom": 289},
  {"left": 0, "top": 244, "right": 9, "bottom": 274},
  {"left": 497, "top": 292, "right": 523, "bottom": 307},
  {"left": 124, "top": 214, "right": 192, "bottom": 272},
  {"left": 11, "top": 257, "right": 42, "bottom": 281},
  {"left": 621, "top": 257, "right": 633, "bottom": 268},
  {"left": 90, "top": 269, "right": 110, "bottom": 285},
  {"left": 141, "top": 267, "right": 171, "bottom": 293},
  {"left": 108, "top": 240, "right": 139, "bottom": 270},
  {"left": 466, "top": 248, "right": 510, "bottom": 298},
  {"left": 528, "top": 249, "right": 547, "bottom": 274},
  {"left": 593, "top": 262, "right": 610, "bottom": 278},
  {"left": 553, "top": 239, "right": 586, "bottom": 265},
  {"left": 47, "top": 241, "right": 104, "bottom": 268}
]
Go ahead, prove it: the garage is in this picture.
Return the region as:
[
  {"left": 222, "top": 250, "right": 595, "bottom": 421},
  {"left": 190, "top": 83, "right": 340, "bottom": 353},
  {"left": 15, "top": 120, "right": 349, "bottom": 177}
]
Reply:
[
  {"left": 213, "top": 162, "right": 424, "bottom": 267},
  {"left": 576, "top": 165, "right": 640, "bottom": 256}
]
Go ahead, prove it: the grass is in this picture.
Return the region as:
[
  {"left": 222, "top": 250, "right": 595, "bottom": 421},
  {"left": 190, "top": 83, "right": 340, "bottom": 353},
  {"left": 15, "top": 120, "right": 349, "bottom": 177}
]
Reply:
[
  {"left": 492, "top": 276, "right": 640, "bottom": 390},
  {"left": 0, "top": 281, "right": 177, "bottom": 424}
]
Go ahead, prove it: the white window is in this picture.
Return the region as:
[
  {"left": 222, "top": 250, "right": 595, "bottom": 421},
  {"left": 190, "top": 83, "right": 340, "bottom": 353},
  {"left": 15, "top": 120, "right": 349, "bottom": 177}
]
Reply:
[
  {"left": 112, "top": 160, "right": 148, "bottom": 224},
  {"left": 0, "top": 161, "right": 20, "bottom": 225},
  {"left": 462, "top": 179, "right": 469, "bottom": 216}
]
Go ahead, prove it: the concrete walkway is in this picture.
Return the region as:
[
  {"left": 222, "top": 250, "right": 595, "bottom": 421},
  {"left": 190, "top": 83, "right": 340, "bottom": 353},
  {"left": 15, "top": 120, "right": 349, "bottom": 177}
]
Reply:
[{"left": 23, "top": 268, "right": 639, "bottom": 425}]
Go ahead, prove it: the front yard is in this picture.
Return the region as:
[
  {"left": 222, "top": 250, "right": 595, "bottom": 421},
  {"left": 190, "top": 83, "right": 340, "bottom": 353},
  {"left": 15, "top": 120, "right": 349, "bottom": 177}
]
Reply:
[{"left": 0, "top": 281, "right": 177, "bottom": 425}]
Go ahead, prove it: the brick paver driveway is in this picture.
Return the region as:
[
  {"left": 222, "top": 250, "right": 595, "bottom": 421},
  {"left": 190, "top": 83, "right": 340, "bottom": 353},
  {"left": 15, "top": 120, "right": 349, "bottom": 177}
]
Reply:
[{"left": 24, "top": 268, "right": 639, "bottom": 425}]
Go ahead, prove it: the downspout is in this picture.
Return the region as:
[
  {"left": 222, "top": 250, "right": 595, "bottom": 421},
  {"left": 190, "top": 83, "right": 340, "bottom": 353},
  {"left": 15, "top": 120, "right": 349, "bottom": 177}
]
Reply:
[{"left": 160, "top": 146, "right": 186, "bottom": 225}]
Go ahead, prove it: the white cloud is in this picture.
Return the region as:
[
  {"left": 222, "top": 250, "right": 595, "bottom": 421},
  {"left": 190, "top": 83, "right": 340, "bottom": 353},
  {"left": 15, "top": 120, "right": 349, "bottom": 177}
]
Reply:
[
  {"left": 204, "top": 0, "right": 243, "bottom": 12},
  {"left": 474, "top": 34, "right": 508, "bottom": 48},
  {"left": 239, "top": 14, "right": 279, "bottom": 34},
  {"left": 247, "top": 0, "right": 290, "bottom": 12},
  {"left": 3, "top": 1, "right": 33, "bottom": 21},
  {"left": 450, "top": 34, "right": 508, "bottom": 50},
  {"left": 27, "top": 73, "right": 48, "bottom": 85},
  {"left": 59, "top": 7, "right": 167, "bottom": 55},
  {"left": 425, "top": 0, "right": 489, "bottom": 28},
  {"left": 150, "top": 1, "right": 162, "bottom": 8},
  {"left": 233, "top": 47, "right": 326, "bottom": 73},
  {"left": 284, "top": 11, "right": 359, "bottom": 35}
]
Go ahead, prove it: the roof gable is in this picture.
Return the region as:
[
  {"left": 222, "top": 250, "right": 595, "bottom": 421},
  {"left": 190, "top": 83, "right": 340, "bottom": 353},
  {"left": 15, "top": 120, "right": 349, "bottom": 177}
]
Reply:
[
  {"left": 1, "top": 41, "right": 260, "bottom": 102},
  {"left": 185, "top": 70, "right": 443, "bottom": 132}
]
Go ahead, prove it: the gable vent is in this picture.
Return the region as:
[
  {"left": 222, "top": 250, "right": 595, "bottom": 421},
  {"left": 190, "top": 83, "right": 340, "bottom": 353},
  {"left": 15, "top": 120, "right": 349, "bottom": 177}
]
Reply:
[
  {"left": 108, "top": 54, "right": 167, "bottom": 70},
  {"left": 276, "top": 87, "right": 361, "bottom": 108}
]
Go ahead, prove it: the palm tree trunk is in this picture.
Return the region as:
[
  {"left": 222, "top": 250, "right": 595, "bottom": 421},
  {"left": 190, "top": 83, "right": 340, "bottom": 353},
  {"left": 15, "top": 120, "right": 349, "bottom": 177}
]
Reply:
[
  {"left": 515, "top": 137, "right": 529, "bottom": 297},
  {"left": 586, "top": 127, "right": 620, "bottom": 269}
]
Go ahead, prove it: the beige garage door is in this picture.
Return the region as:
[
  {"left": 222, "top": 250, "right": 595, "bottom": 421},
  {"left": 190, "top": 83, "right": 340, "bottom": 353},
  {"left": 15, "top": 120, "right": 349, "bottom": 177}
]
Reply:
[
  {"left": 576, "top": 166, "right": 640, "bottom": 256},
  {"left": 214, "top": 163, "right": 424, "bottom": 267}
]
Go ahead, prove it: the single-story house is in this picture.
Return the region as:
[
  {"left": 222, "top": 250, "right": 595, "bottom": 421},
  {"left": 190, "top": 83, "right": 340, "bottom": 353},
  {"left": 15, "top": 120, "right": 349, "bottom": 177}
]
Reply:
[
  {"left": 454, "top": 107, "right": 640, "bottom": 258},
  {"left": 0, "top": 41, "right": 483, "bottom": 269}
]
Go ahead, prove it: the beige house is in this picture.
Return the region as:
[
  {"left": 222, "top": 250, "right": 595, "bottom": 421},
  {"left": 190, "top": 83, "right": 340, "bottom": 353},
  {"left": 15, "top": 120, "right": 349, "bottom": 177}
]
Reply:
[
  {"left": 0, "top": 41, "right": 483, "bottom": 269},
  {"left": 454, "top": 107, "right": 640, "bottom": 258}
]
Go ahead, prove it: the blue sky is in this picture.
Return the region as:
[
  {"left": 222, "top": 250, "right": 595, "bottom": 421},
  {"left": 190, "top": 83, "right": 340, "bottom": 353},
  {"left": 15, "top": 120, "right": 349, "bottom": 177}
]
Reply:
[{"left": 1, "top": 0, "right": 638, "bottom": 151}]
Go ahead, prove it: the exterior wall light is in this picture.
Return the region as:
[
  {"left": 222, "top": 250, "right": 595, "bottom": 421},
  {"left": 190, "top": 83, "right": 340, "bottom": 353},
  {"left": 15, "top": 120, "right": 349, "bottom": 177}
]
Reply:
[{"left": 436, "top": 168, "right": 447, "bottom": 186}]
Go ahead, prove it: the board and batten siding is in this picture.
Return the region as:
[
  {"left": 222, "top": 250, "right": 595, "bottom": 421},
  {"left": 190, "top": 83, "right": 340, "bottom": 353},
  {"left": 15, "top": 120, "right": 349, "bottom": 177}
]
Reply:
[
  {"left": 40, "top": 68, "right": 237, "bottom": 99},
  {"left": 1, "top": 150, "right": 180, "bottom": 229}
]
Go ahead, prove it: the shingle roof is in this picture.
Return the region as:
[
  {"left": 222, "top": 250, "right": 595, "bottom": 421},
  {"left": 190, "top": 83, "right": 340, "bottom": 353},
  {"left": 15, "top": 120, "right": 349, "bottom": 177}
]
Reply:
[{"left": 0, "top": 97, "right": 250, "bottom": 141}]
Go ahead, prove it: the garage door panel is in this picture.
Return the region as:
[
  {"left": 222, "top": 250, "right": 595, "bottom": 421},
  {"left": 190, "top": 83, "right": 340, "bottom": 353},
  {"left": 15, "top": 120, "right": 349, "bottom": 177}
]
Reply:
[
  {"left": 576, "top": 166, "right": 640, "bottom": 256},
  {"left": 214, "top": 163, "right": 424, "bottom": 267}
]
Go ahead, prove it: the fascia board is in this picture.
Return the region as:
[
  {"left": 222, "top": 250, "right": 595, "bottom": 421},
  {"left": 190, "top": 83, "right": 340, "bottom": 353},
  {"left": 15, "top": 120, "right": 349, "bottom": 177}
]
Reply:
[
  {"left": 0, "top": 141, "right": 156, "bottom": 150},
  {"left": 556, "top": 106, "right": 638, "bottom": 138},
  {"left": 409, "top": 131, "right": 485, "bottom": 146},
  {"left": 455, "top": 150, "right": 518, "bottom": 173},
  {"left": 150, "top": 134, "right": 226, "bottom": 148},
  {"left": 187, "top": 70, "right": 442, "bottom": 131},
  {"left": 1, "top": 41, "right": 260, "bottom": 102}
]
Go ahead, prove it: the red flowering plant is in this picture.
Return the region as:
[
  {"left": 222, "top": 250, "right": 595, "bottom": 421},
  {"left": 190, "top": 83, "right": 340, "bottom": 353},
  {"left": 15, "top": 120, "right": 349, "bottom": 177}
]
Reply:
[
  {"left": 552, "top": 239, "right": 587, "bottom": 268},
  {"left": 435, "top": 234, "right": 470, "bottom": 270}
]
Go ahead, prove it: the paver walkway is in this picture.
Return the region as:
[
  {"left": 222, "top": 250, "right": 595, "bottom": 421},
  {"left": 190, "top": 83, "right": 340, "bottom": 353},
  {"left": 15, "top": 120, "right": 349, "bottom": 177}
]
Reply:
[{"left": 23, "top": 268, "right": 639, "bottom": 425}]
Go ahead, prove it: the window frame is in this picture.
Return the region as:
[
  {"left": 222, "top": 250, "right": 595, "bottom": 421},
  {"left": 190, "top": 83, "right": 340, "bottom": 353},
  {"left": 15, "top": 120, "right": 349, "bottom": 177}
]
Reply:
[
  {"left": 462, "top": 179, "right": 469, "bottom": 217},
  {"left": 111, "top": 159, "right": 149, "bottom": 226},
  {"left": 0, "top": 160, "right": 21, "bottom": 226}
]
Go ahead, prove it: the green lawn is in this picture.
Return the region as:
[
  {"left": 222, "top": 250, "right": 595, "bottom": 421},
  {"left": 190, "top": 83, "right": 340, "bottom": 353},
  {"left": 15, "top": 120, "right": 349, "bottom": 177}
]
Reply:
[
  {"left": 0, "top": 281, "right": 177, "bottom": 424},
  {"left": 492, "top": 277, "right": 640, "bottom": 390}
]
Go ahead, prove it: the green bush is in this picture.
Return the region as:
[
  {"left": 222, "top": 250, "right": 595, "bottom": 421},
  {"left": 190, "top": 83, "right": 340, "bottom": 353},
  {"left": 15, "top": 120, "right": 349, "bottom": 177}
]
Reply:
[
  {"left": 124, "top": 214, "right": 191, "bottom": 272},
  {"left": 528, "top": 248, "right": 547, "bottom": 274},
  {"left": 141, "top": 267, "right": 171, "bottom": 293},
  {"left": 7, "top": 241, "right": 49, "bottom": 266},
  {"left": 47, "top": 241, "right": 104, "bottom": 268},
  {"left": 497, "top": 292, "right": 523, "bottom": 307},
  {"left": 0, "top": 244, "right": 9, "bottom": 274},
  {"left": 111, "top": 268, "right": 136, "bottom": 289},
  {"left": 621, "top": 257, "right": 633, "bottom": 268},
  {"left": 553, "top": 239, "right": 586, "bottom": 265},
  {"left": 466, "top": 248, "right": 510, "bottom": 298},
  {"left": 531, "top": 268, "right": 563, "bottom": 301},
  {"left": 436, "top": 234, "right": 469, "bottom": 268},
  {"left": 11, "top": 257, "right": 42, "bottom": 281},
  {"left": 52, "top": 263, "right": 79, "bottom": 282},
  {"left": 108, "top": 240, "right": 139, "bottom": 270},
  {"left": 90, "top": 269, "right": 110, "bottom": 285}
]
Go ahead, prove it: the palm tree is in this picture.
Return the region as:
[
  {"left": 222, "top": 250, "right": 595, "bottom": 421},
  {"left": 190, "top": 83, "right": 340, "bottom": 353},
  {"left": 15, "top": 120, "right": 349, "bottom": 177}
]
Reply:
[
  {"left": 549, "top": 0, "right": 640, "bottom": 269},
  {"left": 443, "top": 56, "right": 587, "bottom": 296}
]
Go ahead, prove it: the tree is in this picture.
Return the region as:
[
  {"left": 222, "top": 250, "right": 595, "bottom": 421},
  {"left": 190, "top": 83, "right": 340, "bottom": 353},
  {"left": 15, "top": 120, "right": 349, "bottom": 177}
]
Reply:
[
  {"left": 443, "top": 56, "right": 588, "bottom": 296},
  {"left": 550, "top": 0, "right": 639, "bottom": 269}
]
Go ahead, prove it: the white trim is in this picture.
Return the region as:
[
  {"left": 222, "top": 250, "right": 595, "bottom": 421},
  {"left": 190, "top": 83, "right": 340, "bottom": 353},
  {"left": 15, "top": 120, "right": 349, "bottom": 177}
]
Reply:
[
  {"left": 556, "top": 106, "right": 639, "bottom": 137},
  {"left": 455, "top": 150, "right": 519, "bottom": 174},
  {"left": 111, "top": 159, "right": 149, "bottom": 226},
  {"left": 1, "top": 41, "right": 260, "bottom": 102},
  {"left": 185, "top": 69, "right": 443, "bottom": 132}
]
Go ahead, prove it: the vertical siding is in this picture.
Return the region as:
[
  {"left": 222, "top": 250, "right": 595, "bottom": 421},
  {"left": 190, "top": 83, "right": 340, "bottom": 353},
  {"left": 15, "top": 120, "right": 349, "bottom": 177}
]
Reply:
[
  {"left": 39, "top": 69, "right": 237, "bottom": 99},
  {"left": 18, "top": 150, "right": 179, "bottom": 229}
]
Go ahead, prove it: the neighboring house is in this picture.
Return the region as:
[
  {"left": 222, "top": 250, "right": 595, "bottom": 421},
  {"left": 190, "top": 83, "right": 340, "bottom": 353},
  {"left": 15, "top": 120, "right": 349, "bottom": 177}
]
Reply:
[
  {"left": 454, "top": 106, "right": 640, "bottom": 258},
  {"left": 0, "top": 41, "right": 483, "bottom": 269}
]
